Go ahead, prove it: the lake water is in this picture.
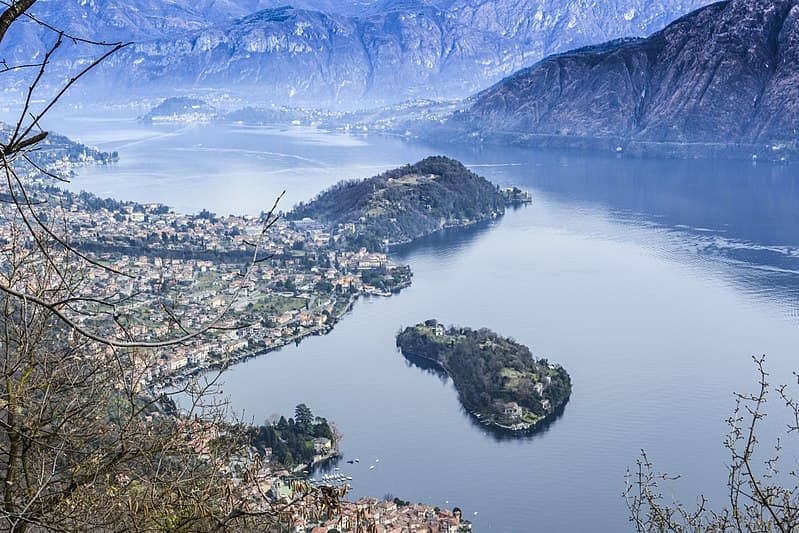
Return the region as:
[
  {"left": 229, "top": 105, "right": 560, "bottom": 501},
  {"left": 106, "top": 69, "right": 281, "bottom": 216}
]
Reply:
[{"left": 53, "top": 116, "right": 799, "bottom": 531}]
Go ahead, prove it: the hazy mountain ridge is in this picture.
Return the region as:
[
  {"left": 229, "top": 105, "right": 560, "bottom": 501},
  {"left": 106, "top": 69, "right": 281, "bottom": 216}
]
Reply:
[
  {"left": 452, "top": 0, "right": 799, "bottom": 151},
  {"left": 446, "top": 0, "right": 708, "bottom": 58},
  {"left": 96, "top": 4, "right": 526, "bottom": 103},
  {"left": 0, "top": 0, "right": 710, "bottom": 104}
]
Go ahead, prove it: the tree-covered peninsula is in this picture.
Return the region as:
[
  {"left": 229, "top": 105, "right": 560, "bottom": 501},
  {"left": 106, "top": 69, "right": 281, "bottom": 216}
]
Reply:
[
  {"left": 396, "top": 320, "right": 571, "bottom": 431},
  {"left": 289, "top": 156, "right": 529, "bottom": 251}
]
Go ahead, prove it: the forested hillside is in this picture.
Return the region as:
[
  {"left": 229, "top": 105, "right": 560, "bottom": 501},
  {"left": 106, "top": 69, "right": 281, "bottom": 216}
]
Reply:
[{"left": 290, "top": 156, "right": 508, "bottom": 251}]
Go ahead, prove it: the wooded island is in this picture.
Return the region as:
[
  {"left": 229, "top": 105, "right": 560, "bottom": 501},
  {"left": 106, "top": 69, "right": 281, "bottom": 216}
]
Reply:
[
  {"left": 289, "top": 156, "right": 530, "bottom": 252},
  {"left": 396, "top": 320, "right": 571, "bottom": 431}
]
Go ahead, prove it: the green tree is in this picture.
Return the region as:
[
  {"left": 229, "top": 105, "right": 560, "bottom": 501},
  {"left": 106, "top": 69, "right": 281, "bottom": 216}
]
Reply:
[
  {"left": 277, "top": 416, "right": 289, "bottom": 430},
  {"left": 295, "top": 403, "right": 314, "bottom": 433}
]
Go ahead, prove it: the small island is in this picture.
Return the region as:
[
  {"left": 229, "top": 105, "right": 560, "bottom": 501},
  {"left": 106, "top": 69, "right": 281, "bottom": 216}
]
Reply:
[
  {"left": 289, "top": 155, "right": 529, "bottom": 252},
  {"left": 396, "top": 320, "right": 571, "bottom": 432},
  {"left": 141, "top": 96, "right": 216, "bottom": 123}
]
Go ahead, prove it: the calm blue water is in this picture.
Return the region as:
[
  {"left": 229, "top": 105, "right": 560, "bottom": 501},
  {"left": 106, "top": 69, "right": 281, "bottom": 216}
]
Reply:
[{"left": 54, "top": 117, "right": 799, "bottom": 531}]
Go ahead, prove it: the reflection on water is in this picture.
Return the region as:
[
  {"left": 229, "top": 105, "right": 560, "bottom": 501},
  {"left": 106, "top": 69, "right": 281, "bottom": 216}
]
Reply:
[
  {"left": 391, "top": 218, "right": 500, "bottom": 262},
  {"left": 314, "top": 456, "right": 343, "bottom": 475},
  {"left": 437, "top": 145, "right": 799, "bottom": 316},
  {"left": 402, "top": 350, "right": 570, "bottom": 444},
  {"left": 56, "top": 119, "right": 799, "bottom": 531},
  {"left": 451, "top": 146, "right": 799, "bottom": 276},
  {"left": 402, "top": 351, "right": 450, "bottom": 384}
]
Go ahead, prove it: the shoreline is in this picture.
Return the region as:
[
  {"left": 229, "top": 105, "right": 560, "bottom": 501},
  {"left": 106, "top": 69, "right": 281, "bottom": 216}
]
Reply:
[
  {"left": 208, "top": 118, "right": 796, "bottom": 163},
  {"left": 385, "top": 194, "right": 529, "bottom": 250},
  {"left": 438, "top": 130, "right": 799, "bottom": 163},
  {"left": 161, "top": 292, "right": 362, "bottom": 386},
  {"left": 162, "top": 272, "right": 414, "bottom": 387},
  {"left": 398, "top": 348, "right": 564, "bottom": 435},
  {"left": 161, "top": 206, "right": 522, "bottom": 385},
  {"left": 385, "top": 214, "right": 501, "bottom": 250}
]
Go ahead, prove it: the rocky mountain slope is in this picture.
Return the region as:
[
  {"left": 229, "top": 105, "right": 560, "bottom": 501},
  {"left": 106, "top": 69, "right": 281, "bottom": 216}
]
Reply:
[
  {"left": 101, "top": 4, "right": 512, "bottom": 103},
  {"left": 0, "top": 0, "right": 710, "bottom": 104},
  {"left": 446, "top": 0, "right": 708, "bottom": 60},
  {"left": 453, "top": 0, "right": 799, "bottom": 150}
]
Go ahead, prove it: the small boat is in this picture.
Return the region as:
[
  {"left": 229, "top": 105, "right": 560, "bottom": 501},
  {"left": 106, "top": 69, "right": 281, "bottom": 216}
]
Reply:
[
  {"left": 354, "top": 458, "right": 360, "bottom": 463},
  {"left": 369, "top": 465, "right": 375, "bottom": 470},
  {"left": 375, "top": 459, "right": 380, "bottom": 463}
]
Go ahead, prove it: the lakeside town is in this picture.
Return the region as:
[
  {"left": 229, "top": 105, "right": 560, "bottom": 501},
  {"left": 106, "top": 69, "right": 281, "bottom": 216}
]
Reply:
[
  {"left": 307, "top": 498, "right": 472, "bottom": 532},
  {"left": 9, "top": 152, "right": 412, "bottom": 386},
  {"left": 172, "top": 403, "right": 473, "bottom": 532},
  {"left": 0, "top": 139, "right": 482, "bottom": 533},
  {"left": 3, "top": 145, "right": 476, "bottom": 531}
]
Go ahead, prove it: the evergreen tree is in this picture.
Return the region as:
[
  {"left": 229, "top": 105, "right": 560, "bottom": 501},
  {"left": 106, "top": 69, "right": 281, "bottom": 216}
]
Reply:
[{"left": 295, "top": 403, "right": 314, "bottom": 434}]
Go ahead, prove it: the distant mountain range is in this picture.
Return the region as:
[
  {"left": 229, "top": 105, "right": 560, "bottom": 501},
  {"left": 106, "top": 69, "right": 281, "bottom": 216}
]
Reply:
[
  {"left": 449, "top": 0, "right": 799, "bottom": 154},
  {"left": 10, "top": 0, "right": 794, "bottom": 156},
  {"left": 0, "top": 0, "right": 710, "bottom": 104}
]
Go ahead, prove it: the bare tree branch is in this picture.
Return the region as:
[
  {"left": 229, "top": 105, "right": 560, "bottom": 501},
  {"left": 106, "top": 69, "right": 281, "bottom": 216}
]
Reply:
[{"left": 0, "top": 0, "right": 37, "bottom": 44}]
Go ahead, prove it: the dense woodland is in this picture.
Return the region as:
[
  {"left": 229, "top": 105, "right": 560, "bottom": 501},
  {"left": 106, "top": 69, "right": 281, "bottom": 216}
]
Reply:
[
  {"left": 396, "top": 321, "right": 572, "bottom": 423},
  {"left": 244, "top": 404, "right": 336, "bottom": 468},
  {"left": 290, "top": 156, "right": 508, "bottom": 251}
]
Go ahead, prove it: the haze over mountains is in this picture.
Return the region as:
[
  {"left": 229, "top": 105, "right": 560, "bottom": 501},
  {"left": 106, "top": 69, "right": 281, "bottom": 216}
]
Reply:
[
  {"left": 5, "top": 0, "right": 796, "bottom": 154},
  {"left": 452, "top": 0, "right": 799, "bottom": 150},
  {"left": 0, "top": 0, "right": 710, "bottom": 104}
]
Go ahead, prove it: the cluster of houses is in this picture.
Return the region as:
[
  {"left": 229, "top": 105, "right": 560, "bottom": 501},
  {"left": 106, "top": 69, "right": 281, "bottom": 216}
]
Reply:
[
  {"left": 2, "top": 174, "right": 409, "bottom": 385},
  {"left": 303, "top": 498, "right": 472, "bottom": 533},
  {"left": 180, "top": 405, "right": 471, "bottom": 532},
  {"left": 230, "top": 462, "right": 473, "bottom": 533},
  {"left": 158, "top": 411, "right": 468, "bottom": 532}
]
